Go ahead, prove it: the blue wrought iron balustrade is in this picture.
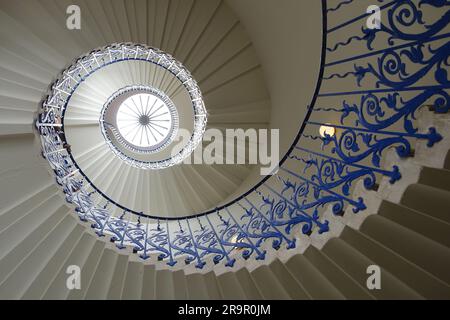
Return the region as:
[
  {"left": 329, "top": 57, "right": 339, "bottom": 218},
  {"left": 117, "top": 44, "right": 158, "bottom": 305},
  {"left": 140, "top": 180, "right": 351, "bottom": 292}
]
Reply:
[{"left": 36, "top": 0, "right": 449, "bottom": 269}]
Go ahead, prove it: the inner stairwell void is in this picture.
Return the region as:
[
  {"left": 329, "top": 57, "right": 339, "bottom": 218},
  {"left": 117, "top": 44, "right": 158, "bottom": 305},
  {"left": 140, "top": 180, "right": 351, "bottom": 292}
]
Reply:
[{"left": 0, "top": 0, "right": 449, "bottom": 300}]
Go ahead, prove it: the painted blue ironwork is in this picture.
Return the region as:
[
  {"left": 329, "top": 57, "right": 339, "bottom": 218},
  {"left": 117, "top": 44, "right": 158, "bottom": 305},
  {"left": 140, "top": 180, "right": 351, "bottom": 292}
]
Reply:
[{"left": 36, "top": 0, "right": 449, "bottom": 269}]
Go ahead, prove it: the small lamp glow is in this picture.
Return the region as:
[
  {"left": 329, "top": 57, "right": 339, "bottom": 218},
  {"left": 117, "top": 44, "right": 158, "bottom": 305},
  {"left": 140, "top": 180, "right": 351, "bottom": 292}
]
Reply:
[
  {"left": 230, "top": 234, "right": 243, "bottom": 251},
  {"left": 319, "top": 124, "right": 336, "bottom": 138}
]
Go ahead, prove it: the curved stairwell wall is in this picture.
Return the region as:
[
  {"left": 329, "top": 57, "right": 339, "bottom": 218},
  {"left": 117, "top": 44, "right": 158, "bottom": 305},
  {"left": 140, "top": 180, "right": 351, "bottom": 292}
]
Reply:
[
  {"left": 220, "top": 0, "right": 323, "bottom": 200},
  {"left": 0, "top": 0, "right": 449, "bottom": 299}
]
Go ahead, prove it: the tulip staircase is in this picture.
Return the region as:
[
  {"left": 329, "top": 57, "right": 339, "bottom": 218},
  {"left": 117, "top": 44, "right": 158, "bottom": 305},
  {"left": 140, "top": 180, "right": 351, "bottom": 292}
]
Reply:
[{"left": 0, "top": 0, "right": 449, "bottom": 299}]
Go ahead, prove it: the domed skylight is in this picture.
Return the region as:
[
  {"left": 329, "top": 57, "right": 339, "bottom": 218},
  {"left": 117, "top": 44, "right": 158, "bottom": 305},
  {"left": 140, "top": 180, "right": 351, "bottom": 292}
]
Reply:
[{"left": 116, "top": 93, "right": 174, "bottom": 149}]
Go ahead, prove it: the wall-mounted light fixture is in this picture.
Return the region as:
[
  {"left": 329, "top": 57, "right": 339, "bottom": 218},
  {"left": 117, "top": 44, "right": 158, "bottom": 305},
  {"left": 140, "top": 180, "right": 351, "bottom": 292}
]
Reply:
[{"left": 319, "top": 124, "right": 336, "bottom": 138}]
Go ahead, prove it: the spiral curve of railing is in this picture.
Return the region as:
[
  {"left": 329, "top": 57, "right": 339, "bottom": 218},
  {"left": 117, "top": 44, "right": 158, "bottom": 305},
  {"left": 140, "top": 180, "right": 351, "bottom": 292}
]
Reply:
[{"left": 36, "top": 0, "right": 450, "bottom": 269}]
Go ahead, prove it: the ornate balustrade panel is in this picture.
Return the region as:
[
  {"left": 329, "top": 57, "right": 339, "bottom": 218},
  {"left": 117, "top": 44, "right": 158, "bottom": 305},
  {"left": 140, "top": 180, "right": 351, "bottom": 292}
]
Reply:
[{"left": 36, "top": 0, "right": 449, "bottom": 269}]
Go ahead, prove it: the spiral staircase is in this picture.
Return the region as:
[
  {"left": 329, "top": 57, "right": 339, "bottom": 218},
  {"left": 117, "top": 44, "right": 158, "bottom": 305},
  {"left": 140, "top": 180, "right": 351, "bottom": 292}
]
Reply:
[{"left": 0, "top": 0, "right": 449, "bottom": 300}]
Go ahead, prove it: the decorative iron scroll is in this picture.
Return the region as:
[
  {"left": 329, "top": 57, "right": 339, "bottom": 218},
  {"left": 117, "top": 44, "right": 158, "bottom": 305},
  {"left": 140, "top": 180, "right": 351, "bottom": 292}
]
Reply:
[{"left": 36, "top": 1, "right": 449, "bottom": 269}]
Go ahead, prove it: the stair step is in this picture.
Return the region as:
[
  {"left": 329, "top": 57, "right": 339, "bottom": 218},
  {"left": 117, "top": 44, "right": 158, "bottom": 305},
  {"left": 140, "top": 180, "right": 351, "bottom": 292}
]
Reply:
[
  {"left": 0, "top": 184, "right": 56, "bottom": 232},
  {"left": 284, "top": 254, "right": 344, "bottom": 299},
  {"left": 0, "top": 206, "right": 68, "bottom": 284},
  {"left": 250, "top": 265, "right": 290, "bottom": 299},
  {"left": 419, "top": 166, "right": 450, "bottom": 193},
  {"left": 155, "top": 269, "right": 175, "bottom": 300},
  {"left": 340, "top": 227, "right": 450, "bottom": 299},
  {"left": 379, "top": 200, "right": 450, "bottom": 248},
  {"left": 41, "top": 233, "right": 97, "bottom": 300},
  {"left": 360, "top": 214, "right": 450, "bottom": 285},
  {"left": 141, "top": 265, "right": 156, "bottom": 300},
  {"left": 0, "top": 215, "right": 80, "bottom": 299},
  {"left": 21, "top": 223, "right": 84, "bottom": 300},
  {"left": 401, "top": 184, "right": 450, "bottom": 224},
  {"left": 268, "top": 259, "right": 310, "bottom": 299},
  {"left": 444, "top": 150, "right": 450, "bottom": 170},
  {"left": 217, "top": 271, "right": 247, "bottom": 299},
  {"left": 186, "top": 273, "right": 210, "bottom": 300},
  {"left": 323, "top": 237, "right": 423, "bottom": 299},
  {"left": 304, "top": 246, "right": 374, "bottom": 300},
  {"left": 203, "top": 271, "right": 223, "bottom": 299},
  {"left": 106, "top": 254, "right": 128, "bottom": 300},
  {"left": 85, "top": 248, "right": 118, "bottom": 300},
  {"left": 121, "top": 261, "right": 144, "bottom": 300},
  {"left": 67, "top": 239, "right": 106, "bottom": 300},
  {"left": 173, "top": 270, "right": 188, "bottom": 299},
  {"left": 0, "top": 196, "right": 65, "bottom": 261},
  {"left": 235, "top": 268, "right": 263, "bottom": 299}
]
